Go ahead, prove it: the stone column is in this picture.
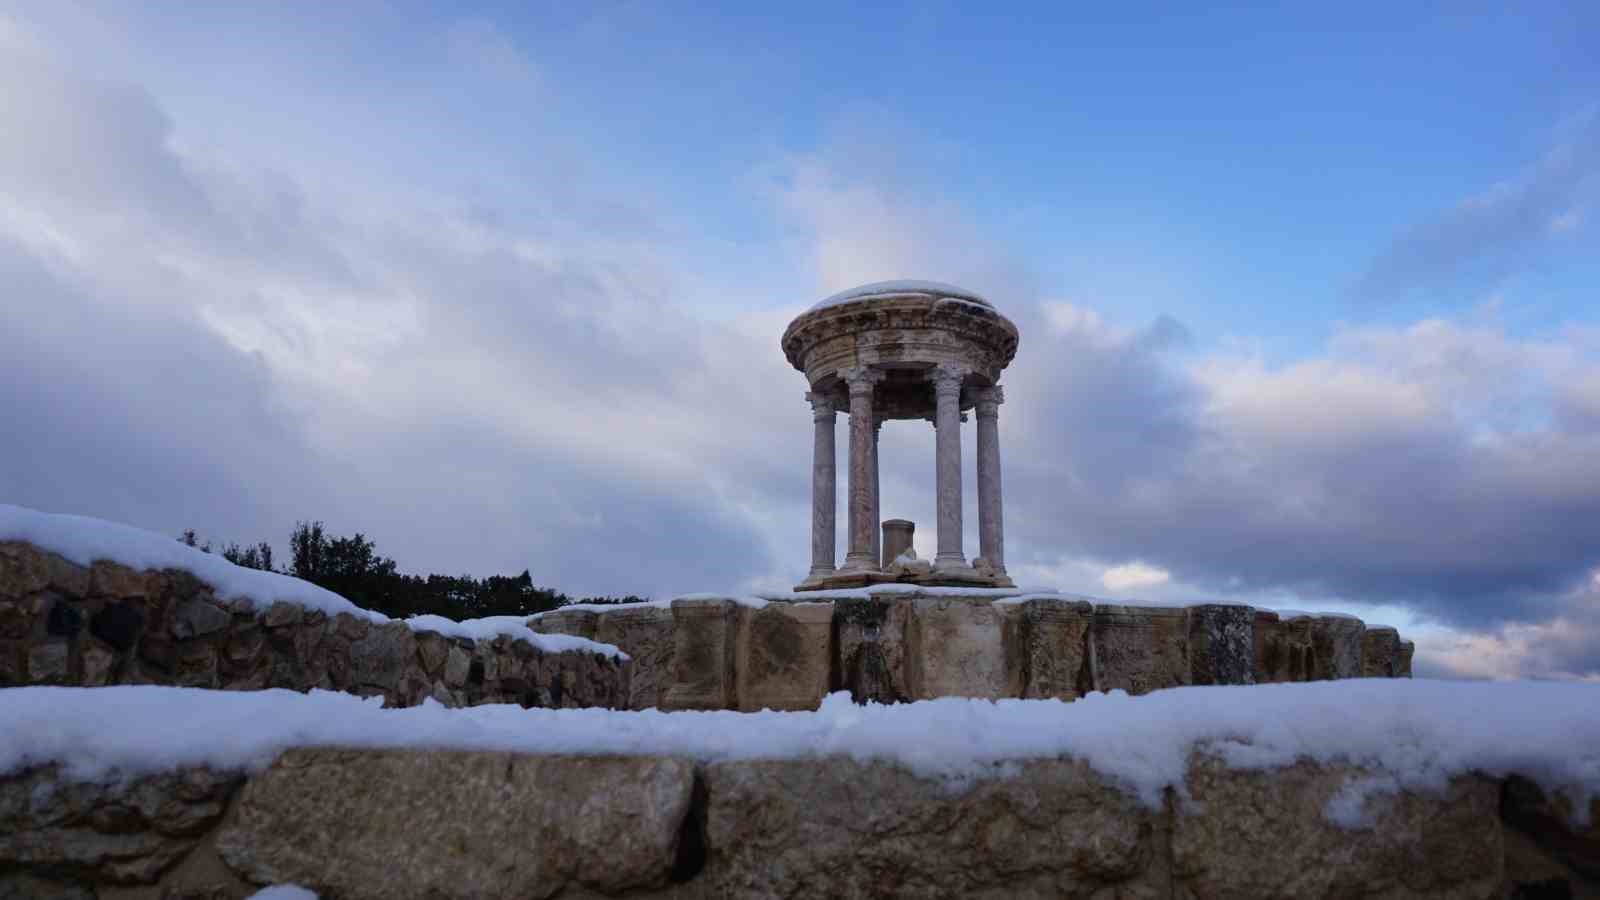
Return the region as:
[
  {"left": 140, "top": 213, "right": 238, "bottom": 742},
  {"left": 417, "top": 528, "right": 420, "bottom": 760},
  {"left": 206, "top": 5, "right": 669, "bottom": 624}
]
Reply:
[
  {"left": 806, "top": 391, "right": 837, "bottom": 579},
  {"left": 870, "top": 416, "right": 883, "bottom": 567},
  {"left": 930, "top": 363, "right": 967, "bottom": 570},
  {"left": 973, "top": 385, "right": 1006, "bottom": 577},
  {"left": 841, "top": 367, "right": 885, "bottom": 572}
]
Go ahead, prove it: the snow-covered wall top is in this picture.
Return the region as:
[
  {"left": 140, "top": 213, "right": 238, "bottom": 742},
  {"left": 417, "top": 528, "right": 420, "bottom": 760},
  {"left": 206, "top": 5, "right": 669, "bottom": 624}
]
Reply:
[
  {"left": 809, "top": 280, "right": 994, "bottom": 312},
  {"left": 4, "top": 680, "right": 1596, "bottom": 819},
  {"left": 0, "top": 505, "right": 623, "bottom": 660}
]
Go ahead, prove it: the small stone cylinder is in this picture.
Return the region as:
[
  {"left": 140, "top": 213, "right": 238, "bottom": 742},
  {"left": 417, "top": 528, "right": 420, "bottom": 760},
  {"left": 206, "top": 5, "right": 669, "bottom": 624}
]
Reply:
[{"left": 882, "top": 519, "right": 915, "bottom": 565}]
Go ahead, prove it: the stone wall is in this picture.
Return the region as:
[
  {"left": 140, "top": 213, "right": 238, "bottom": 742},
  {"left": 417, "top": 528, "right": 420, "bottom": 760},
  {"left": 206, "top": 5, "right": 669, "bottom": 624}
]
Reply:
[
  {"left": 3, "top": 748, "right": 1592, "bottom": 899},
  {"left": 535, "top": 592, "right": 1413, "bottom": 712},
  {"left": 0, "top": 542, "right": 628, "bottom": 709}
]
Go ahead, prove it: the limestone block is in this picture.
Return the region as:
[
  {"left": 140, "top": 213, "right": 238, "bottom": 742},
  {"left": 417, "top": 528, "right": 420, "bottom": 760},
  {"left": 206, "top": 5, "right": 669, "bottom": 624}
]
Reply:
[
  {"left": 735, "top": 601, "right": 833, "bottom": 711},
  {"left": 442, "top": 642, "right": 471, "bottom": 689},
  {"left": 701, "top": 757, "right": 1162, "bottom": 898},
  {"left": 594, "top": 605, "right": 675, "bottom": 710},
  {"left": 1172, "top": 754, "right": 1503, "bottom": 899},
  {"left": 1398, "top": 640, "right": 1415, "bottom": 678},
  {"left": 87, "top": 559, "right": 149, "bottom": 600},
  {"left": 1362, "top": 626, "right": 1402, "bottom": 678},
  {"left": 1188, "top": 604, "right": 1255, "bottom": 686},
  {"left": 834, "top": 596, "right": 913, "bottom": 703},
  {"left": 535, "top": 608, "right": 599, "bottom": 640},
  {"left": 1008, "top": 597, "right": 1094, "bottom": 700},
  {"left": 349, "top": 620, "right": 415, "bottom": 692},
  {"left": 1252, "top": 610, "right": 1286, "bottom": 683},
  {"left": 261, "top": 601, "right": 302, "bottom": 629},
  {"left": 77, "top": 634, "right": 116, "bottom": 687},
  {"left": 662, "top": 597, "right": 737, "bottom": 711},
  {"left": 0, "top": 764, "right": 242, "bottom": 885},
  {"left": 413, "top": 630, "right": 449, "bottom": 677},
  {"left": 172, "top": 599, "right": 231, "bottom": 640},
  {"left": 27, "top": 639, "right": 69, "bottom": 684},
  {"left": 1091, "top": 605, "right": 1190, "bottom": 695},
  {"left": 1499, "top": 774, "right": 1600, "bottom": 883},
  {"left": 1309, "top": 615, "right": 1364, "bottom": 680},
  {"left": 904, "top": 596, "right": 1016, "bottom": 700},
  {"left": 216, "top": 749, "right": 694, "bottom": 900}
]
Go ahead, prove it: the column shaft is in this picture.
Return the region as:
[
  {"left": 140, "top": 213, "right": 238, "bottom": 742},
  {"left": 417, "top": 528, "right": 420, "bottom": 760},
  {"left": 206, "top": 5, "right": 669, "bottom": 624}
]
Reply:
[
  {"left": 806, "top": 392, "right": 837, "bottom": 578},
  {"left": 870, "top": 417, "right": 882, "bottom": 567},
  {"left": 841, "top": 368, "right": 884, "bottom": 571},
  {"left": 931, "top": 364, "right": 967, "bottom": 569},
  {"left": 974, "top": 386, "right": 1006, "bottom": 576}
]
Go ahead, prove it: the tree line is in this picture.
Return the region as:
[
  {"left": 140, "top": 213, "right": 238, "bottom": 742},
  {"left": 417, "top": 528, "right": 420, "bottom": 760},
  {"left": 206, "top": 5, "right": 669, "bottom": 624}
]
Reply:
[{"left": 180, "top": 523, "right": 643, "bottom": 620}]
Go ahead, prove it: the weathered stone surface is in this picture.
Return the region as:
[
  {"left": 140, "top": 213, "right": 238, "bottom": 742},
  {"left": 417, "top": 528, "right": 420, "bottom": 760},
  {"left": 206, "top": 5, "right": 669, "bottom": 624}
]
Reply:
[
  {"left": 1092, "top": 605, "right": 1189, "bottom": 695},
  {"left": 216, "top": 749, "right": 694, "bottom": 900},
  {"left": 0, "top": 764, "right": 242, "bottom": 885},
  {"left": 87, "top": 560, "right": 150, "bottom": 600},
  {"left": 701, "top": 757, "right": 1161, "bottom": 898},
  {"left": 1362, "top": 626, "right": 1403, "bottom": 678},
  {"left": 537, "top": 608, "right": 599, "bottom": 640},
  {"left": 834, "top": 595, "right": 914, "bottom": 704},
  {"left": 413, "top": 629, "right": 449, "bottom": 677},
  {"left": 593, "top": 605, "right": 675, "bottom": 710},
  {"left": 735, "top": 601, "right": 833, "bottom": 711},
  {"left": 1172, "top": 755, "right": 1503, "bottom": 899},
  {"left": 1309, "top": 615, "right": 1364, "bottom": 680},
  {"left": 1499, "top": 775, "right": 1600, "bottom": 883},
  {"left": 172, "top": 600, "right": 231, "bottom": 640},
  {"left": 27, "top": 639, "right": 69, "bottom": 684},
  {"left": 905, "top": 596, "right": 1015, "bottom": 699},
  {"left": 1008, "top": 597, "right": 1093, "bottom": 700},
  {"left": 442, "top": 642, "right": 471, "bottom": 689},
  {"left": 78, "top": 634, "right": 116, "bottom": 686},
  {"left": 1398, "top": 640, "right": 1415, "bottom": 678},
  {"left": 260, "top": 601, "right": 302, "bottom": 629},
  {"left": 91, "top": 599, "right": 145, "bottom": 651},
  {"left": 663, "top": 598, "right": 736, "bottom": 710},
  {"left": 0, "top": 873, "right": 95, "bottom": 900},
  {"left": 1188, "top": 604, "right": 1255, "bottom": 686},
  {"left": 349, "top": 621, "right": 415, "bottom": 692}
]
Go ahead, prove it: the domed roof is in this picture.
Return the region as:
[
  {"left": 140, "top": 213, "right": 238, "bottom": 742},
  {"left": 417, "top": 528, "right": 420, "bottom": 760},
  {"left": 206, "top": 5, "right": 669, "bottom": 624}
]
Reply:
[{"left": 809, "top": 280, "right": 994, "bottom": 313}]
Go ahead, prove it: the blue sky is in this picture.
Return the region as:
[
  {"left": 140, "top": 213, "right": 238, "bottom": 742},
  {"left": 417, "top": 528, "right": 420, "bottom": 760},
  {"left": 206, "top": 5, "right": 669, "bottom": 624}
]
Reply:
[{"left": 2, "top": 2, "right": 1598, "bottom": 679}]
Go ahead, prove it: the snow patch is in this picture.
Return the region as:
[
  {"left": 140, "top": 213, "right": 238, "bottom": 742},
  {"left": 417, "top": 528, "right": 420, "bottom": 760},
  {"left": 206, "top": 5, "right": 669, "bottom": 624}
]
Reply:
[
  {"left": 247, "top": 887, "right": 319, "bottom": 900},
  {"left": 809, "top": 280, "right": 994, "bottom": 313},
  {"left": 4, "top": 680, "right": 1596, "bottom": 822}
]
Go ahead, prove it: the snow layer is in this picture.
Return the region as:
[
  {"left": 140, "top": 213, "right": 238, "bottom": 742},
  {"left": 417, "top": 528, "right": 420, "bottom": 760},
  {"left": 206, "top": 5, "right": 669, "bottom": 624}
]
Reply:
[
  {"left": 247, "top": 887, "right": 318, "bottom": 900},
  {"left": 4, "top": 681, "right": 1596, "bottom": 819},
  {"left": 809, "top": 280, "right": 994, "bottom": 312},
  {"left": 0, "top": 505, "right": 623, "bottom": 660}
]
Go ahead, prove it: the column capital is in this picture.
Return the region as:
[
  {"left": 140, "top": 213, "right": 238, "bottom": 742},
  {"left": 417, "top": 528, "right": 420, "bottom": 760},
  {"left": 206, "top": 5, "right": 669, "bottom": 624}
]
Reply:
[
  {"left": 972, "top": 384, "right": 1005, "bottom": 418},
  {"left": 839, "top": 366, "right": 887, "bottom": 395},
  {"left": 929, "top": 363, "right": 967, "bottom": 398},
  {"left": 805, "top": 391, "right": 837, "bottom": 422}
]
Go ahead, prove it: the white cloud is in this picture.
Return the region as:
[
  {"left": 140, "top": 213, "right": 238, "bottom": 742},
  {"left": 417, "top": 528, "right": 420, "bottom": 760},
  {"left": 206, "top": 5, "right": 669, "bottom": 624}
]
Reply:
[{"left": 1101, "top": 562, "right": 1172, "bottom": 591}]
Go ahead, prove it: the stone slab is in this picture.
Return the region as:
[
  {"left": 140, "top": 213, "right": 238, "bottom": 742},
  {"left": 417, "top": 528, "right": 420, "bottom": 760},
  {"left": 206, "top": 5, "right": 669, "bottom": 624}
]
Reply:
[
  {"left": 215, "top": 749, "right": 695, "bottom": 900},
  {"left": 1091, "top": 604, "right": 1190, "bottom": 695},
  {"left": 833, "top": 595, "right": 914, "bottom": 704},
  {"left": 701, "top": 757, "right": 1162, "bottom": 899},
  {"left": 1006, "top": 597, "right": 1093, "bottom": 700},
  {"left": 662, "top": 598, "right": 737, "bottom": 711},
  {"left": 905, "top": 596, "right": 1016, "bottom": 700},
  {"left": 1172, "top": 754, "right": 1504, "bottom": 899},
  {"left": 593, "top": 605, "right": 676, "bottom": 710},
  {"left": 1188, "top": 604, "right": 1255, "bottom": 686},
  {"left": 735, "top": 601, "right": 833, "bottom": 712}
]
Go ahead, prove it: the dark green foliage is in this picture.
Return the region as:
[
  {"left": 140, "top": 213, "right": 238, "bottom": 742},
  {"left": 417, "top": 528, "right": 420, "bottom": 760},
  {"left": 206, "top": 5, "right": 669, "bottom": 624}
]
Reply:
[{"left": 180, "top": 522, "right": 639, "bottom": 620}]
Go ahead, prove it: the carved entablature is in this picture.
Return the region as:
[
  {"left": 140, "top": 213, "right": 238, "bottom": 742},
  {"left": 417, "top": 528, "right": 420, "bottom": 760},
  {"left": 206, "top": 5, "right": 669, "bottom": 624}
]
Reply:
[{"left": 781, "top": 287, "right": 1019, "bottom": 421}]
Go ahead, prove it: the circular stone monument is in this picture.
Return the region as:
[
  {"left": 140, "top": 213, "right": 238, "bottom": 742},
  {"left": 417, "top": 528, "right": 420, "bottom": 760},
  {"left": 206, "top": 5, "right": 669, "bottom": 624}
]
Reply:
[{"left": 782, "top": 280, "right": 1019, "bottom": 590}]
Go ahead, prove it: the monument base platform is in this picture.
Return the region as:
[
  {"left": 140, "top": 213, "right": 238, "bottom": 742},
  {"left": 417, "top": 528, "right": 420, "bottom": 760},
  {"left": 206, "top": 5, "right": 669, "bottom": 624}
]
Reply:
[{"left": 793, "top": 568, "right": 1015, "bottom": 592}]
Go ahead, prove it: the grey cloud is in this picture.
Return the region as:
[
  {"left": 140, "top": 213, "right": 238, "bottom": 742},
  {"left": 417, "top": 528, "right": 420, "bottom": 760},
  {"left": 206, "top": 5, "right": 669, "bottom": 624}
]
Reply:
[{"left": 1356, "top": 113, "right": 1600, "bottom": 299}]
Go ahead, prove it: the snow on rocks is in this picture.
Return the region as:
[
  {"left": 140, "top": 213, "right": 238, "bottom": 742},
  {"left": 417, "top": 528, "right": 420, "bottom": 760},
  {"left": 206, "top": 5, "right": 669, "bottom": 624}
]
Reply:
[
  {"left": 0, "top": 504, "right": 622, "bottom": 660},
  {"left": 3, "top": 679, "right": 1596, "bottom": 818}
]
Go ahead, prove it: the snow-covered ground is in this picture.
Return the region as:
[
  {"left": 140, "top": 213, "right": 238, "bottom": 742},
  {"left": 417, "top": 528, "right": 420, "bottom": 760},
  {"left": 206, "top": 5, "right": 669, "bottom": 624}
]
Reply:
[
  {"left": 0, "top": 504, "right": 624, "bottom": 660},
  {"left": 3, "top": 680, "right": 1595, "bottom": 818}
]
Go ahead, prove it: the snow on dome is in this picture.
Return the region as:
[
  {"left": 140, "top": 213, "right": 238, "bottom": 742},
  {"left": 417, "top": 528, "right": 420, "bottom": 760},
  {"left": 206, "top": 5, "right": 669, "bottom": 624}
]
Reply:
[{"left": 810, "top": 280, "right": 994, "bottom": 312}]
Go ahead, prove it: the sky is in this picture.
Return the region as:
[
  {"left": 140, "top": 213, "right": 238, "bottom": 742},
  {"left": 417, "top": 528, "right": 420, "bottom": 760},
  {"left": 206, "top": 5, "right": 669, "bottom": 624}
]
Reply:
[{"left": 2, "top": 2, "right": 1598, "bottom": 680}]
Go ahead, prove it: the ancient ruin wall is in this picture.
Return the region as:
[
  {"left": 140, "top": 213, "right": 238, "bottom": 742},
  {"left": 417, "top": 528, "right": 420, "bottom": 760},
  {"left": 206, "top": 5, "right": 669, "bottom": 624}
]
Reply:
[
  {"left": 534, "top": 593, "right": 1415, "bottom": 712},
  {"left": 0, "top": 542, "right": 629, "bottom": 709},
  {"left": 2, "top": 748, "right": 1592, "bottom": 899}
]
